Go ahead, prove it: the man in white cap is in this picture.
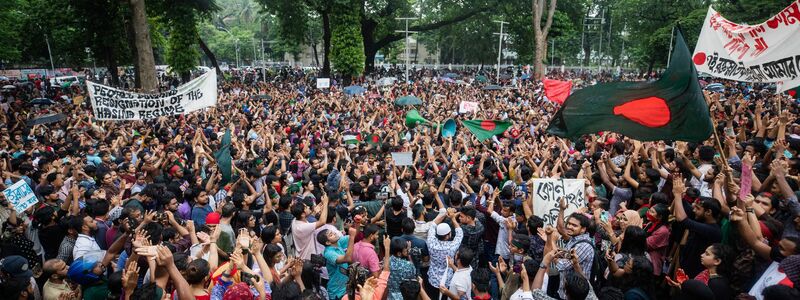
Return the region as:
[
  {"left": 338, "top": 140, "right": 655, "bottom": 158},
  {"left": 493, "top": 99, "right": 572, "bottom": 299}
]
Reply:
[{"left": 425, "top": 208, "right": 462, "bottom": 300}]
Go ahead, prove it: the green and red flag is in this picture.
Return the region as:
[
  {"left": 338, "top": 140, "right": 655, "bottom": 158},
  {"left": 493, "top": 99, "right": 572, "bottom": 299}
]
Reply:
[
  {"left": 463, "top": 120, "right": 512, "bottom": 141},
  {"left": 786, "top": 86, "right": 799, "bottom": 100},
  {"left": 547, "top": 28, "right": 713, "bottom": 143},
  {"left": 365, "top": 134, "right": 382, "bottom": 146}
]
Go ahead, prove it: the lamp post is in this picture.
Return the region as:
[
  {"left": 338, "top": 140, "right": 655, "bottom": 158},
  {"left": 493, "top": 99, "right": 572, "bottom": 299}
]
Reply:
[
  {"left": 395, "top": 17, "right": 418, "bottom": 83},
  {"left": 493, "top": 20, "right": 509, "bottom": 84}
]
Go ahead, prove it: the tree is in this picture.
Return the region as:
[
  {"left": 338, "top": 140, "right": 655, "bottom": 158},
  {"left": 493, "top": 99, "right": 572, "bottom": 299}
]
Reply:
[
  {"left": 0, "top": 0, "right": 22, "bottom": 62},
  {"left": 129, "top": 0, "right": 158, "bottom": 91},
  {"left": 330, "top": 0, "right": 364, "bottom": 82},
  {"left": 165, "top": 8, "right": 201, "bottom": 82},
  {"left": 359, "top": 0, "right": 495, "bottom": 73},
  {"left": 532, "top": 0, "right": 557, "bottom": 79}
]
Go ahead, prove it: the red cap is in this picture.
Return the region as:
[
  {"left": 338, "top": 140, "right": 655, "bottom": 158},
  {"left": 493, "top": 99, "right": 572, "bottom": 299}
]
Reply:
[{"left": 206, "top": 212, "right": 221, "bottom": 225}]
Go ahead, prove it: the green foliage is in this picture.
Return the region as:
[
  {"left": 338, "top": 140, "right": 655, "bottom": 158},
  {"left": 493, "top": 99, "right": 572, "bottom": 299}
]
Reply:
[
  {"left": 614, "top": 0, "right": 706, "bottom": 69},
  {"left": 330, "top": 0, "right": 364, "bottom": 77},
  {"left": 0, "top": 0, "right": 22, "bottom": 62},
  {"left": 716, "top": 0, "right": 793, "bottom": 24},
  {"left": 165, "top": 7, "right": 200, "bottom": 76}
]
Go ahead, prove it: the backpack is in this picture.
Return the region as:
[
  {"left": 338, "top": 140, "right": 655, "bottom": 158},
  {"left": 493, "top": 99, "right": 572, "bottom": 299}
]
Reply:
[{"left": 572, "top": 239, "right": 607, "bottom": 291}]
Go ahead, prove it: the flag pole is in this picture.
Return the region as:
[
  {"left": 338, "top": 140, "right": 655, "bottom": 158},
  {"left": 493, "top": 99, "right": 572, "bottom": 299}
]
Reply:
[{"left": 703, "top": 92, "right": 728, "bottom": 163}]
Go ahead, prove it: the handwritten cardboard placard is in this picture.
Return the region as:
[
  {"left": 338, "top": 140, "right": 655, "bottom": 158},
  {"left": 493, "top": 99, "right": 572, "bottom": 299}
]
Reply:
[
  {"left": 531, "top": 179, "right": 586, "bottom": 226},
  {"left": 2, "top": 180, "right": 38, "bottom": 214}
]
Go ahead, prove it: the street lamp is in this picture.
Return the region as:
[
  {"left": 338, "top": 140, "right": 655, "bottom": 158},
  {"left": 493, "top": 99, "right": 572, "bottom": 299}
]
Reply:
[{"left": 217, "top": 26, "right": 240, "bottom": 68}]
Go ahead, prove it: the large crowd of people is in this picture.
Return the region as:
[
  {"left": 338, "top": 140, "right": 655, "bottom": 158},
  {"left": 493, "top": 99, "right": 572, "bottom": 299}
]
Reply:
[{"left": 0, "top": 66, "right": 799, "bottom": 300}]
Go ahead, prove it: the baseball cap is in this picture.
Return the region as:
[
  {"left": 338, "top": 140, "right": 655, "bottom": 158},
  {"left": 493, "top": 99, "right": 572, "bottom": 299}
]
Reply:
[
  {"left": 436, "top": 223, "right": 451, "bottom": 236},
  {"left": 0, "top": 255, "right": 33, "bottom": 280},
  {"left": 206, "top": 212, "right": 221, "bottom": 225}
]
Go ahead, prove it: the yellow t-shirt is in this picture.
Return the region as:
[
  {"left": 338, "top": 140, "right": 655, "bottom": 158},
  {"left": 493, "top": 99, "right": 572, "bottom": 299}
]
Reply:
[{"left": 43, "top": 280, "right": 73, "bottom": 300}]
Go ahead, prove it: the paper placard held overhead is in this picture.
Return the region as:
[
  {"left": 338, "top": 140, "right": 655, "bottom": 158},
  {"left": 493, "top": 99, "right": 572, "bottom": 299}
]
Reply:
[
  {"left": 2, "top": 180, "right": 38, "bottom": 214},
  {"left": 391, "top": 152, "right": 414, "bottom": 166},
  {"left": 316, "top": 78, "right": 330, "bottom": 89},
  {"left": 530, "top": 179, "right": 587, "bottom": 226}
]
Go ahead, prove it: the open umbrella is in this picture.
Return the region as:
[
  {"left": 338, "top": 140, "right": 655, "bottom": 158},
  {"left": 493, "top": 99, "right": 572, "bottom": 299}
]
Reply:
[
  {"left": 456, "top": 80, "right": 468, "bottom": 85},
  {"left": 377, "top": 77, "right": 396, "bottom": 86},
  {"left": 343, "top": 85, "right": 367, "bottom": 95},
  {"left": 705, "top": 83, "right": 725, "bottom": 92},
  {"left": 440, "top": 77, "right": 456, "bottom": 83},
  {"left": 475, "top": 75, "right": 488, "bottom": 83},
  {"left": 482, "top": 85, "right": 502, "bottom": 91},
  {"left": 30, "top": 98, "right": 56, "bottom": 105},
  {"left": 27, "top": 113, "right": 66, "bottom": 126},
  {"left": 394, "top": 95, "right": 422, "bottom": 106},
  {"left": 2, "top": 85, "right": 14, "bottom": 89}
]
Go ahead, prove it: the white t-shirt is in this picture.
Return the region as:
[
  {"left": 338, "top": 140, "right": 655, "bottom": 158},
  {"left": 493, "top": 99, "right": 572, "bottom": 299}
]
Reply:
[
  {"left": 292, "top": 220, "right": 317, "bottom": 260},
  {"left": 690, "top": 163, "right": 713, "bottom": 197},
  {"left": 448, "top": 267, "right": 473, "bottom": 300}
]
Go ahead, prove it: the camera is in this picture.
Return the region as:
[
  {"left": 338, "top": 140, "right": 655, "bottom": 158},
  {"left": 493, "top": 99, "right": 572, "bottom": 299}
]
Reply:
[
  {"left": 310, "top": 254, "right": 326, "bottom": 269},
  {"left": 240, "top": 272, "right": 260, "bottom": 285}
]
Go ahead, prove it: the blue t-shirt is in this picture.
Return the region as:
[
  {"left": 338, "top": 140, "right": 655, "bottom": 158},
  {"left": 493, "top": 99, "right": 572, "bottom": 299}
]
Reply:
[{"left": 323, "top": 236, "right": 350, "bottom": 299}]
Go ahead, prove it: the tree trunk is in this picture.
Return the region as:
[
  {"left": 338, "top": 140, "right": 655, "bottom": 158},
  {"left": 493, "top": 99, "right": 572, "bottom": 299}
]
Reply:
[
  {"left": 124, "top": 17, "right": 141, "bottom": 88},
  {"left": 532, "top": 0, "right": 557, "bottom": 80},
  {"left": 321, "top": 11, "right": 331, "bottom": 77},
  {"left": 312, "top": 43, "right": 320, "bottom": 67},
  {"left": 105, "top": 49, "right": 120, "bottom": 87},
  {"left": 364, "top": 46, "right": 377, "bottom": 74},
  {"left": 198, "top": 37, "right": 222, "bottom": 77},
  {"left": 583, "top": 44, "right": 591, "bottom": 66},
  {"left": 129, "top": 0, "right": 157, "bottom": 92},
  {"left": 534, "top": 35, "right": 546, "bottom": 78}
]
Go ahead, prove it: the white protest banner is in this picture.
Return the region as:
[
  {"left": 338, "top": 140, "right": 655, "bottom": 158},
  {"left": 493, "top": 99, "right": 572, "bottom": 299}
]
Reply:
[
  {"left": 530, "top": 179, "right": 587, "bottom": 226},
  {"left": 692, "top": 2, "right": 800, "bottom": 92},
  {"left": 2, "top": 180, "right": 38, "bottom": 214},
  {"left": 87, "top": 69, "right": 217, "bottom": 120},
  {"left": 458, "top": 101, "right": 479, "bottom": 114},
  {"left": 316, "top": 78, "right": 330, "bottom": 89},
  {"left": 391, "top": 152, "right": 414, "bottom": 166}
]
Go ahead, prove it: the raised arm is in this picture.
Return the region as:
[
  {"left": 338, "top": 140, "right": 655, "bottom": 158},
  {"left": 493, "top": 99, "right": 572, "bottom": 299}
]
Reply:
[
  {"left": 672, "top": 175, "right": 689, "bottom": 222},
  {"left": 730, "top": 206, "right": 772, "bottom": 260}
]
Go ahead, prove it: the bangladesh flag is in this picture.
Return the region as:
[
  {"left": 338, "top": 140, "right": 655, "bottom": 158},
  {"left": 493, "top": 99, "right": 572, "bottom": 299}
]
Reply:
[
  {"left": 786, "top": 86, "right": 799, "bottom": 100},
  {"left": 547, "top": 28, "right": 712, "bottom": 143},
  {"left": 214, "top": 129, "right": 232, "bottom": 185},
  {"left": 463, "top": 120, "right": 512, "bottom": 141},
  {"left": 365, "top": 134, "right": 382, "bottom": 146}
]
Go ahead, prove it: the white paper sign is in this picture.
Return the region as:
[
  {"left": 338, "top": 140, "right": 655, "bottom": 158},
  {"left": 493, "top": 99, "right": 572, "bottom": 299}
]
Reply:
[
  {"left": 530, "top": 179, "right": 587, "bottom": 226},
  {"left": 2, "top": 180, "right": 38, "bottom": 214},
  {"left": 88, "top": 69, "right": 218, "bottom": 120},
  {"left": 458, "top": 101, "right": 479, "bottom": 114},
  {"left": 316, "top": 78, "right": 330, "bottom": 89},
  {"left": 692, "top": 2, "right": 800, "bottom": 92},
  {"left": 749, "top": 262, "right": 787, "bottom": 300},
  {"left": 391, "top": 152, "right": 414, "bottom": 166}
]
